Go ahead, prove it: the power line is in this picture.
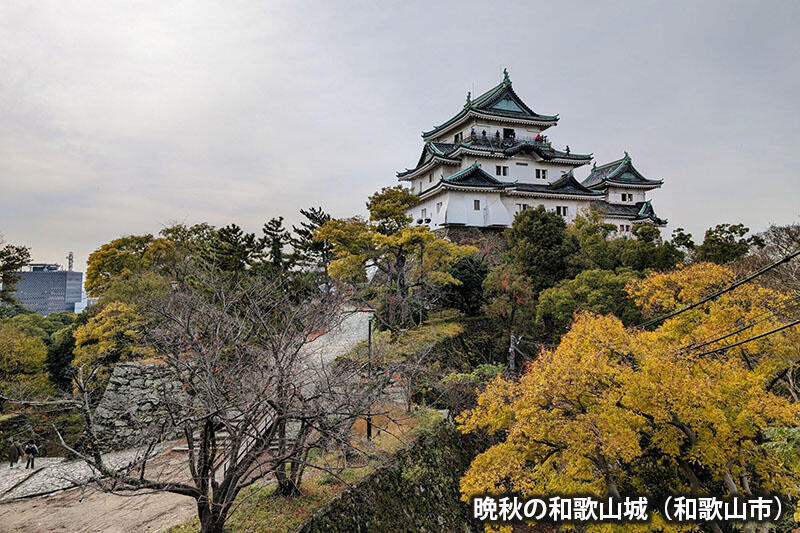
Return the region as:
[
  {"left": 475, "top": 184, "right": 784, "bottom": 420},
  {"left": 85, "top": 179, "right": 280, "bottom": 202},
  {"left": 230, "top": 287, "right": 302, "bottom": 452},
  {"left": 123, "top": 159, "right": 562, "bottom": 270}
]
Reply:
[
  {"left": 637, "top": 249, "right": 800, "bottom": 329},
  {"left": 692, "top": 318, "right": 800, "bottom": 357},
  {"left": 683, "top": 294, "right": 800, "bottom": 352}
]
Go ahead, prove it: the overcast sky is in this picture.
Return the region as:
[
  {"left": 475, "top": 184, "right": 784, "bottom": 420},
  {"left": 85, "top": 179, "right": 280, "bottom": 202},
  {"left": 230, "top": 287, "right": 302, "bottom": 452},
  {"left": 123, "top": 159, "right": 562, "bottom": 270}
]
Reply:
[{"left": 1, "top": 0, "right": 799, "bottom": 274}]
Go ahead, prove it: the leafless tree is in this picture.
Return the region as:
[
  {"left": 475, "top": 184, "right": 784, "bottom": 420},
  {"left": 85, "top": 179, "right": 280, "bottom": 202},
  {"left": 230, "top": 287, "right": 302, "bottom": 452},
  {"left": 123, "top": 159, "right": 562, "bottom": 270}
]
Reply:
[
  {"left": 740, "top": 222, "right": 800, "bottom": 297},
  {"left": 48, "top": 266, "right": 382, "bottom": 533}
]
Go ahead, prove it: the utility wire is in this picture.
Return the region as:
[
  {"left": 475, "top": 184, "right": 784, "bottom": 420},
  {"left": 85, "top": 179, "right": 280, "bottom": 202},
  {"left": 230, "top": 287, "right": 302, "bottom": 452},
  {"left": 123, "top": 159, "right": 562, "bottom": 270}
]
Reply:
[
  {"left": 683, "top": 294, "right": 800, "bottom": 352},
  {"left": 692, "top": 318, "right": 800, "bottom": 357},
  {"left": 637, "top": 249, "right": 800, "bottom": 329}
]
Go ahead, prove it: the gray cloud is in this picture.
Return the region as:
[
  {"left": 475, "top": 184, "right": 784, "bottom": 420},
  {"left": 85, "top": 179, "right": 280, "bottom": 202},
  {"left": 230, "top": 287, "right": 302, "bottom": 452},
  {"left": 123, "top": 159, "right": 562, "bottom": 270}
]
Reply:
[{"left": 1, "top": 0, "right": 798, "bottom": 273}]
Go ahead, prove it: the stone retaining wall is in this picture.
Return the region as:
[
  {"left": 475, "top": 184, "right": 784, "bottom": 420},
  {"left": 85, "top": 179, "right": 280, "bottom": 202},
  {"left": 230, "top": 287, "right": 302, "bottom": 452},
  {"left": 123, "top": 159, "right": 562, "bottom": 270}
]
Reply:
[
  {"left": 436, "top": 226, "right": 508, "bottom": 265},
  {"left": 92, "top": 361, "right": 187, "bottom": 448},
  {"left": 298, "top": 421, "right": 484, "bottom": 533}
]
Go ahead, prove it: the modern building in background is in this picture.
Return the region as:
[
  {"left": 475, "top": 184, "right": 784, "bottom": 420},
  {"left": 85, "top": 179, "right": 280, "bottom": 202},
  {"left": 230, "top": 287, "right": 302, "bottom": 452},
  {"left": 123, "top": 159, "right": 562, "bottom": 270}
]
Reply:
[
  {"left": 398, "top": 70, "right": 666, "bottom": 234},
  {"left": 13, "top": 263, "right": 83, "bottom": 315}
]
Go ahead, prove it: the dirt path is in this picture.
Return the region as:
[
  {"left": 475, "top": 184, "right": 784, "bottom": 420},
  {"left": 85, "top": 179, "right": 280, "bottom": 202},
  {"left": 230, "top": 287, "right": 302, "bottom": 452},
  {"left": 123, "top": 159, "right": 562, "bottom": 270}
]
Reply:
[
  {"left": 0, "top": 482, "right": 196, "bottom": 533},
  {"left": 0, "top": 448, "right": 197, "bottom": 533}
]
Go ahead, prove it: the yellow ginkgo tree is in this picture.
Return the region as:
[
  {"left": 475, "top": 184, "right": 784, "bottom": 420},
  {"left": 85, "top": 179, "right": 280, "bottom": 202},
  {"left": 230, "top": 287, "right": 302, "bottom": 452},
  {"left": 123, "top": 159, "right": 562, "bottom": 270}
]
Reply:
[{"left": 459, "top": 262, "right": 800, "bottom": 532}]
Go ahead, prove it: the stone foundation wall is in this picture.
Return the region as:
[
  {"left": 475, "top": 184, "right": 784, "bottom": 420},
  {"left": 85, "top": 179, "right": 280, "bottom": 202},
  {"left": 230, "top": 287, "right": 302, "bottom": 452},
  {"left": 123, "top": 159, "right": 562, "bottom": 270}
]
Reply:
[
  {"left": 436, "top": 226, "right": 508, "bottom": 265},
  {"left": 298, "top": 421, "right": 484, "bottom": 533},
  {"left": 92, "top": 361, "right": 187, "bottom": 448}
]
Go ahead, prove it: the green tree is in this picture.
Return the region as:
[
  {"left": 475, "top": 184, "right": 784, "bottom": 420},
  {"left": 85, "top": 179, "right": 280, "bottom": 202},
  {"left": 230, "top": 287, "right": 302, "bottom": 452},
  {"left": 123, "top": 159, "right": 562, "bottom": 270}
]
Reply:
[
  {"left": 261, "top": 216, "right": 293, "bottom": 272},
  {"left": 0, "top": 237, "right": 30, "bottom": 304},
  {"left": 569, "top": 210, "right": 618, "bottom": 271},
  {"left": 291, "top": 206, "right": 333, "bottom": 271},
  {"left": 158, "top": 223, "right": 217, "bottom": 273},
  {"left": 204, "top": 224, "right": 259, "bottom": 272},
  {"left": 616, "top": 223, "right": 683, "bottom": 272},
  {"left": 72, "top": 302, "right": 152, "bottom": 390},
  {"left": 0, "top": 324, "right": 50, "bottom": 398},
  {"left": 507, "top": 206, "right": 579, "bottom": 294},
  {"left": 47, "top": 325, "right": 77, "bottom": 390},
  {"left": 86, "top": 235, "right": 173, "bottom": 297},
  {"left": 670, "top": 226, "right": 696, "bottom": 254},
  {"left": 366, "top": 185, "right": 418, "bottom": 235},
  {"left": 443, "top": 256, "right": 489, "bottom": 316},
  {"left": 695, "top": 223, "right": 764, "bottom": 264},
  {"left": 316, "top": 187, "right": 476, "bottom": 330},
  {"left": 570, "top": 211, "right": 682, "bottom": 272},
  {"left": 3, "top": 312, "right": 75, "bottom": 344},
  {"left": 535, "top": 268, "right": 640, "bottom": 340}
]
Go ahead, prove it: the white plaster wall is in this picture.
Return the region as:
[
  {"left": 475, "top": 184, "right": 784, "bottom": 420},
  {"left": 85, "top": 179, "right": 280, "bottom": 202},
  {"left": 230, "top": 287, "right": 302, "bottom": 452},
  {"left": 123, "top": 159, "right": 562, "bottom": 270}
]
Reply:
[
  {"left": 604, "top": 185, "right": 648, "bottom": 204},
  {"left": 501, "top": 196, "right": 585, "bottom": 223},
  {"left": 408, "top": 189, "right": 663, "bottom": 231},
  {"left": 441, "top": 190, "right": 512, "bottom": 227},
  {"left": 459, "top": 156, "right": 575, "bottom": 185},
  {"left": 411, "top": 193, "right": 448, "bottom": 228}
]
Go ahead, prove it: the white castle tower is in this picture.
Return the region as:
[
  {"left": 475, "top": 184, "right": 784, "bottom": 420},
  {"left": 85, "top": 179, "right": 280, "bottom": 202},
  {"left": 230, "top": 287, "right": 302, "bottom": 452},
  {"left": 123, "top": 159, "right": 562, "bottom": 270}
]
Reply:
[{"left": 398, "top": 70, "right": 665, "bottom": 235}]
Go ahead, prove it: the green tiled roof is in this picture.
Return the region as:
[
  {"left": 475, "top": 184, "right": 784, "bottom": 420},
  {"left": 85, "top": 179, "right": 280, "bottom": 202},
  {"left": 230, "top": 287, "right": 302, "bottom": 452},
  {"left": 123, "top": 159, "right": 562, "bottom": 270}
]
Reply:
[
  {"left": 422, "top": 71, "right": 558, "bottom": 139},
  {"left": 397, "top": 142, "right": 460, "bottom": 177},
  {"left": 582, "top": 152, "right": 663, "bottom": 189},
  {"left": 514, "top": 169, "right": 604, "bottom": 197},
  {"left": 441, "top": 162, "right": 513, "bottom": 187},
  {"left": 591, "top": 199, "right": 667, "bottom": 225},
  {"left": 398, "top": 136, "right": 591, "bottom": 178}
]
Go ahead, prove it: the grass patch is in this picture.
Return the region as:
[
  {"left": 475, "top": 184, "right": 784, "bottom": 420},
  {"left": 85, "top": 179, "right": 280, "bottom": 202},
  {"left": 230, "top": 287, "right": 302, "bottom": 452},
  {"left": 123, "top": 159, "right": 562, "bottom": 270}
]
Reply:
[
  {"left": 168, "top": 478, "right": 353, "bottom": 533},
  {"left": 167, "top": 408, "right": 442, "bottom": 533},
  {"left": 339, "top": 311, "right": 464, "bottom": 365}
]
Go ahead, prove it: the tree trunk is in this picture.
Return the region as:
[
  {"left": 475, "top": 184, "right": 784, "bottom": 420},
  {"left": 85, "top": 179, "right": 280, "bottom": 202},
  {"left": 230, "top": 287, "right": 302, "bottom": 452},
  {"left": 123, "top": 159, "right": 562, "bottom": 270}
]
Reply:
[
  {"left": 678, "top": 459, "right": 702, "bottom": 494},
  {"left": 197, "top": 500, "right": 227, "bottom": 533},
  {"left": 396, "top": 255, "right": 409, "bottom": 327},
  {"left": 276, "top": 471, "right": 302, "bottom": 497},
  {"left": 274, "top": 419, "right": 291, "bottom": 493},
  {"left": 508, "top": 331, "right": 517, "bottom": 373}
]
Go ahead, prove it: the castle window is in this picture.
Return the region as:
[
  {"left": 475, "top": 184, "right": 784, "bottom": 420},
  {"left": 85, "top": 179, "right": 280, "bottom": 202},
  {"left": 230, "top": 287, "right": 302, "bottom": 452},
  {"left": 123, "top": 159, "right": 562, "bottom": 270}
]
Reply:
[
  {"left": 495, "top": 166, "right": 508, "bottom": 176},
  {"left": 619, "top": 224, "right": 631, "bottom": 233},
  {"left": 621, "top": 193, "right": 633, "bottom": 202},
  {"left": 515, "top": 203, "right": 529, "bottom": 212},
  {"left": 536, "top": 169, "right": 548, "bottom": 180},
  {"left": 556, "top": 206, "right": 568, "bottom": 216},
  {"left": 436, "top": 202, "right": 442, "bottom": 213},
  {"left": 503, "top": 128, "right": 515, "bottom": 139},
  {"left": 515, "top": 162, "right": 528, "bottom": 166},
  {"left": 454, "top": 132, "right": 463, "bottom": 143},
  {"left": 421, "top": 208, "right": 427, "bottom": 219},
  {"left": 473, "top": 199, "right": 481, "bottom": 210},
  {"left": 429, "top": 173, "right": 433, "bottom": 183}
]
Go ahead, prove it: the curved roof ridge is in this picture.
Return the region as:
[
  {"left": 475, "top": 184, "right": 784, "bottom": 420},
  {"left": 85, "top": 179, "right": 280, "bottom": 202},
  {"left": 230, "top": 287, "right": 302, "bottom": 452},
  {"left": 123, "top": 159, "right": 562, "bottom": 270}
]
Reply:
[{"left": 422, "top": 73, "right": 558, "bottom": 139}]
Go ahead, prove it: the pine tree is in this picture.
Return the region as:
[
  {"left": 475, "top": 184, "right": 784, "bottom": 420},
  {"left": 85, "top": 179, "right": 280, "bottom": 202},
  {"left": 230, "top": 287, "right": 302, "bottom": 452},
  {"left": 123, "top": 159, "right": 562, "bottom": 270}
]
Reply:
[
  {"left": 261, "top": 217, "right": 293, "bottom": 272},
  {"left": 291, "top": 206, "right": 332, "bottom": 271},
  {"left": 206, "top": 224, "right": 259, "bottom": 272},
  {"left": 0, "top": 238, "right": 30, "bottom": 304}
]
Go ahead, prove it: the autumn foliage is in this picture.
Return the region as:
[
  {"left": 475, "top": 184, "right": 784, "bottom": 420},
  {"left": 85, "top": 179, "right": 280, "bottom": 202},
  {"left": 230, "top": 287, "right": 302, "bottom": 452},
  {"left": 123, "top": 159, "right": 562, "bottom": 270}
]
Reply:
[{"left": 459, "top": 263, "right": 800, "bottom": 531}]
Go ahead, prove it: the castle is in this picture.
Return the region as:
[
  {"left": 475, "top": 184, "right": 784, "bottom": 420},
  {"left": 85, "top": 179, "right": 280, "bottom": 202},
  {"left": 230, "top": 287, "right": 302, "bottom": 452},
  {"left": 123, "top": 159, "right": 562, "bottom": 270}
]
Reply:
[{"left": 398, "top": 70, "right": 666, "bottom": 235}]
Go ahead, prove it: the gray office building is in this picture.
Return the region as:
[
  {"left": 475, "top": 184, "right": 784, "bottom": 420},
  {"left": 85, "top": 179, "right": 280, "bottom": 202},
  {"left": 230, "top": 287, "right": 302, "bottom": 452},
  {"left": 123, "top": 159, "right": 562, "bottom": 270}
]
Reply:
[{"left": 13, "top": 263, "right": 83, "bottom": 315}]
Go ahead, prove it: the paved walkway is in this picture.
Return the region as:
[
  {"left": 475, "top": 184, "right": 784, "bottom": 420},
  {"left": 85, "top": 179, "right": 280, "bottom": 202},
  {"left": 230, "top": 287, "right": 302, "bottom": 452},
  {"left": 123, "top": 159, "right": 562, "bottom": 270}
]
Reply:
[
  {"left": 0, "top": 458, "right": 62, "bottom": 498},
  {"left": 302, "top": 309, "right": 372, "bottom": 367},
  {"left": 0, "top": 444, "right": 170, "bottom": 502}
]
